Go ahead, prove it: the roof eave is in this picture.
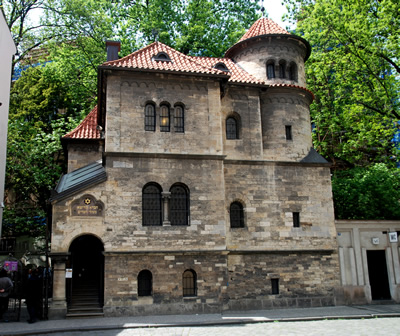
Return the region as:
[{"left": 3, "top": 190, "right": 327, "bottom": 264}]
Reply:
[
  {"left": 98, "top": 65, "right": 231, "bottom": 80},
  {"left": 225, "top": 34, "right": 311, "bottom": 61}
]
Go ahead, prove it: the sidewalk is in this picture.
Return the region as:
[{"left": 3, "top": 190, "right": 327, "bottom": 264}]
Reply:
[{"left": 1, "top": 304, "right": 400, "bottom": 336}]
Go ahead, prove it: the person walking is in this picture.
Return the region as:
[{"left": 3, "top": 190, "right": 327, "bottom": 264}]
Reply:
[{"left": 0, "top": 268, "right": 13, "bottom": 322}]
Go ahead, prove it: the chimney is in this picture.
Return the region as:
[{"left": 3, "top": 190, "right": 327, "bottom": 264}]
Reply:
[{"left": 106, "top": 40, "right": 121, "bottom": 62}]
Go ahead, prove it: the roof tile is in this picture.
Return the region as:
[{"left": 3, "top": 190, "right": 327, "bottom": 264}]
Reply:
[
  {"left": 63, "top": 105, "right": 101, "bottom": 140},
  {"left": 238, "top": 17, "right": 289, "bottom": 43}
]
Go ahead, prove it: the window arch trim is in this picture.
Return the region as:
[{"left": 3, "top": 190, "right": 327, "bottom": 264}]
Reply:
[
  {"left": 169, "top": 183, "right": 190, "bottom": 226},
  {"left": 138, "top": 270, "right": 153, "bottom": 296},
  {"left": 230, "top": 201, "right": 245, "bottom": 228},
  {"left": 144, "top": 103, "right": 156, "bottom": 131},
  {"left": 142, "top": 182, "right": 162, "bottom": 226},
  {"left": 174, "top": 104, "right": 185, "bottom": 133},
  {"left": 183, "top": 269, "right": 197, "bottom": 297}
]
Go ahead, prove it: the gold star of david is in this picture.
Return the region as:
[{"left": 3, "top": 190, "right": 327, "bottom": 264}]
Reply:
[{"left": 84, "top": 198, "right": 91, "bottom": 205}]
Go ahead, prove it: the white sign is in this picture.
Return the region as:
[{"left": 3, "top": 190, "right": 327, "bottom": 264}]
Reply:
[
  {"left": 65, "top": 268, "right": 73, "bottom": 278},
  {"left": 371, "top": 237, "right": 379, "bottom": 245},
  {"left": 389, "top": 232, "right": 398, "bottom": 243}
]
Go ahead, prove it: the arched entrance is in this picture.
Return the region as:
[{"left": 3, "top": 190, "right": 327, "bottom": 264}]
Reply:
[{"left": 67, "top": 235, "right": 104, "bottom": 316}]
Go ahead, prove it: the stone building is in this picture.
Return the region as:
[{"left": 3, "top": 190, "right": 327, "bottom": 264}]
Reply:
[
  {"left": 49, "top": 18, "right": 340, "bottom": 318},
  {"left": 336, "top": 220, "right": 400, "bottom": 304}
]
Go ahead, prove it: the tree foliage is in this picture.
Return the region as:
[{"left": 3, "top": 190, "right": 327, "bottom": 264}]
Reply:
[
  {"left": 332, "top": 164, "right": 400, "bottom": 220},
  {"left": 284, "top": 0, "right": 400, "bottom": 167},
  {"left": 5, "top": 65, "right": 85, "bottom": 237}
]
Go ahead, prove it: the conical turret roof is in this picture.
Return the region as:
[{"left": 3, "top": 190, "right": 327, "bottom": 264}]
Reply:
[
  {"left": 238, "top": 17, "right": 290, "bottom": 43},
  {"left": 225, "top": 17, "right": 310, "bottom": 60}
]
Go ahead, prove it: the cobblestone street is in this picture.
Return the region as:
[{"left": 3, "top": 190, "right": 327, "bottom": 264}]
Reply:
[{"left": 32, "top": 317, "right": 400, "bottom": 336}]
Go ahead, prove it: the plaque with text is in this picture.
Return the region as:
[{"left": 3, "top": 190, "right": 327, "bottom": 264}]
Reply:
[{"left": 71, "top": 195, "right": 103, "bottom": 216}]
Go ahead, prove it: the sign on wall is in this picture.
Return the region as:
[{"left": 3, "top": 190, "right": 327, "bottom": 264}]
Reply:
[{"left": 71, "top": 195, "right": 104, "bottom": 216}]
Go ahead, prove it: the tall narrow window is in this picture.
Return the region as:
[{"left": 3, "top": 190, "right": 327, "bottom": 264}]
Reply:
[
  {"left": 279, "top": 61, "right": 286, "bottom": 79},
  {"left": 138, "top": 270, "right": 152, "bottom": 296},
  {"left": 145, "top": 103, "right": 156, "bottom": 131},
  {"left": 142, "top": 183, "right": 162, "bottom": 226},
  {"left": 285, "top": 125, "right": 292, "bottom": 141},
  {"left": 289, "top": 63, "right": 297, "bottom": 81},
  {"left": 183, "top": 270, "right": 197, "bottom": 297},
  {"left": 226, "top": 117, "right": 238, "bottom": 139},
  {"left": 170, "top": 184, "right": 189, "bottom": 226},
  {"left": 293, "top": 212, "right": 300, "bottom": 228},
  {"left": 160, "top": 104, "right": 170, "bottom": 132},
  {"left": 271, "top": 278, "right": 279, "bottom": 295},
  {"left": 174, "top": 105, "right": 184, "bottom": 133},
  {"left": 267, "top": 62, "right": 275, "bottom": 79},
  {"left": 230, "top": 202, "right": 244, "bottom": 228}
]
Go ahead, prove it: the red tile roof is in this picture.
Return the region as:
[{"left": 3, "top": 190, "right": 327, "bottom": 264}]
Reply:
[
  {"left": 102, "top": 42, "right": 227, "bottom": 77},
  {"left": 191, "top": 56, "right": 263, "bottom": 85},
  {"left": 65, "top": 19, "right": 312, "bottom": 141},
  {"left": 238, "top": 17, "right": 289, "bottom": 43},
  {"left": 63, "top": 105, "right": 101, "bottom": 140}
]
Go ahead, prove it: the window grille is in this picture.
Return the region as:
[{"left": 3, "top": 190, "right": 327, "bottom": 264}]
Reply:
[
  {"left": 145, "top": 104, "right": 156, "bottom": 131},
  {"left": 174, "top": 105, "right": 184, "bottom": 133},
  {"left": 142, "top": 184, "right": 162, "bottom": 226},
  {"left": 183, "top": 270, "right": 197, "bottom": 296},
  {"left": 230, "top": 202, "right": 244, "bottom": 228},
  {"left": 160, "top": 105, "right": 170, "bottom": 132},
  {"left": 138, "top": 270, "right": 152, "bottom": 296},
  {"left": 226, "top": 117, "right": 238, "bottom": 139},
  {"left": 170, "top": 185, "right": 188, "bottom": 225}
]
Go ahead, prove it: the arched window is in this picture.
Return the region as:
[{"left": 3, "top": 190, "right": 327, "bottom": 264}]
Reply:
[
  {"left": 174, "top": 105, "right": 184, "bottom": 133},
  {"left": 267, "top": 62, "right": 275, "bottom": 79},
  {"left": 230, "top": 202, "right": 244, "bottom": 228},
  {"left": 214, "top": 62, "right": 229, "bottom": 72},
  {"left": 183, "top": 269, "right": 197, "bottom": 297},
  {"left": 288, "top": 62, "right": 298, "bottom": 81},
  {"left": 279, "top": 60, "right": 286, "bottom": 79},
  {"left": 153, "top": 52, "right": 172, "bottom": 62},
  {"left": 145, "top": 103, "right": 156, "bottom": 131},
  {"left": 226, "top": 117, "right": 238, "bottom": 140},
  {"left": 170, "top": 184, "right": 189, "bottom": 226},
  {"left": 160, "top": 104, "right": 170, "bottom": 132},
  {"left": 138, "top": 270, "right": 152, "bottom": 296},
  {"left": 142, "top": 183, "right": 162, "bottom": 226}
]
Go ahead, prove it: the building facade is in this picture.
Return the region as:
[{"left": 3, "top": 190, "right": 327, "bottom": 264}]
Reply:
[
  {"left": 49, "top": 18, "right": 340, "bottom": 318},
  {"left": 336, "top": 220, "right": 400, "bottom": 304}
]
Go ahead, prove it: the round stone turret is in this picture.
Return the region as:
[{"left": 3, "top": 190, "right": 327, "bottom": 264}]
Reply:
[
  {"left": 225, "top": 18, "right": 311, "bottom": 88},
  {"left": 226, "top": 18, "right": 314, "bottom": 162}
]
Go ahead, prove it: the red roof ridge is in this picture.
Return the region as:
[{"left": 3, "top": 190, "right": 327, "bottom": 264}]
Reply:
[
  {"left": 63, "top": 105, "right": 100, "bottom": 140},
  {"left": 101, "top": 41, "right": 228, "bottom": 76},
  {"left": 238, "top": 17, "right": 290, "bottom": 43}
]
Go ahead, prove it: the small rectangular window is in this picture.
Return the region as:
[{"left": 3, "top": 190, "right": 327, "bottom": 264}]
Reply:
[
  {"left": 285, "top": 125, "right": 292, "bottom": 140},
  {"left": 271, "top": 278, "right": 279, "bottom": 295},
  {"left": 293, "top": 212, "right": 300, "bottom": 228}
]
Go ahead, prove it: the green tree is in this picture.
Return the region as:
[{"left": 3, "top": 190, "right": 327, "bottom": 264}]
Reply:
[
  {"left": 284, "top": 0, "right": 400, "bottom": 167},
  {"left": 112, "top": 0, "right": 260, "bottom": 57},
  {"left": 332, "top": 164, "right": 400, "bottom": 220},
  {"left": 4, "top": 65, "right": 85, "bottom": 237}
]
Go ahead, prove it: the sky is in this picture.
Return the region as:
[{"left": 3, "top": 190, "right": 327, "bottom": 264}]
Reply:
[{"left": 263, "top": 0, "right": 292, "bottom": 29}]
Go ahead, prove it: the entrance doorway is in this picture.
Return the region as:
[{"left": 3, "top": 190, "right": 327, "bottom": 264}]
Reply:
[
  {"left": 67, "top": 235, "right": 104, "bottom": 316},
  {"left": 367, "top": 250, "right": 391, "bottom": 300}
]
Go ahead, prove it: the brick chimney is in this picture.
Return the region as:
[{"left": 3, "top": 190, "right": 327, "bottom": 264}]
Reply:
[{"left": 105, "top": 40, "right": 121, "bottom": 62}]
